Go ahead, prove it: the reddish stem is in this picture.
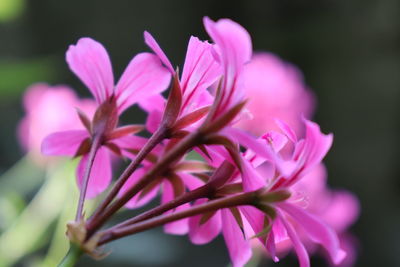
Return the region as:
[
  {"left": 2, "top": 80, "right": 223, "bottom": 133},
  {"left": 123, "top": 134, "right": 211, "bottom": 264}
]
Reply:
[
  {"left": 98, "top": 189, "right": 258, "bottom": 244},
  {"left": 75, "top": 136, "right": 101, "bottom": 221},
  {"left": 86, "top": 130, "right": 202, "bottom": 235},
  {"left": 109, "top": 161, "right": 235, "bottom": 230},
  {"left": 87, "top": 126, "right": 168, "bottom": 226}
]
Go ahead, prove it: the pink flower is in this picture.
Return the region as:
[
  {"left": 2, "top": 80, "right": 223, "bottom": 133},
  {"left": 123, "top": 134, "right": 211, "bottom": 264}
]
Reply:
[
  {"left": 241, "top": 119, "right": 346, "bottom": 267},
  {"left": 203, "top": 17, "right": 252, "bottom": 120},
  {"left": 18, "top": 83, "right": 96, "bottom": 165},
  {"left": 236, "top": 53, "right": 315, "bottom": 137},
  {"left": 293, "top": 165, "right": 359, "bottom": 266},
  {"left": 141, "top": 28, "right": 221, "bottom": 133},
  {"left": 66, "top": 37, "right": 171, "bottom": 113},
  {"left": 41, "top": 37, "right": 171, "bottom": 198}
]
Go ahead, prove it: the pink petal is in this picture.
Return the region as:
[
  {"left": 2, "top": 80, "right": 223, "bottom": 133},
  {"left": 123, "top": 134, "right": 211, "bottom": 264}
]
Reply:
[
  {"left": 162, "top": 180, "right": 189, "bottom": 235},
  {"left": 275, "top": 119, "right": 298, "bottom": 143},
  {"left": 188, "top": 199, "right": 221, "bottom": 244},
  {"left": 180, "top": 173, "right": 204, "bottom": 191},
  {"left": 203, "top": 17, "right": 251, "bottom": 79},
  {"left": 145, "top": 109, "right": 163, "bottom": 134},
  {"left": 66, "top": 38, "right": 114, "bottom": 103},
  {"left": 241, "top": 158, "right": 266, "bottom": 191},
  {"left": 143, "top": 31, "right": 175, "bottom": 74},
  {"left": 322, "top": 190, "right": 360, "bottom": 233},
  {"left": 203, "top": 17, "right": 252, "bottom": 109},
  {"left": 278, "top": 211, "right": 310, "bottom": 267},
  {"left": 278, "top": 202, "right": 346, "bottom": 265},
  {"left": 267, "top": 230, "right": 279, "bottom": 262},
  {"left": 261, "top": 131, "right": 289, "bottom": 152},
  {"left": 225, "top": 127, "right": 293, "bottom": 177},
  {"left": 221, "top": 209, "right": 252, "bottom": 267},
  {"left": 180, "top": 36, "right": 221, "bottom": 112},
  {"left": 115, "top": 52, "right": 171, "bottom": 113},
  {"left": 138, "top": 93, "right": 166, "bottom": 113},
  {"left": 120, "top": 168, "right": 159, "bottom": 209},
  {"left": 76, "top": 146, "right": 112, "bottom": 199},
  {"left": 41, "top": 130, "right": 88, "bottom": 156}
]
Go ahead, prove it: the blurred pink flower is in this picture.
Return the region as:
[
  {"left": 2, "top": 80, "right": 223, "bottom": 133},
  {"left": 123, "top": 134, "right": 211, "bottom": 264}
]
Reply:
[
  {"left": 236, "top": 53, "right": 315, "bottom": 137},
  {"left": 294, "top": 165, "right": 360, "bottom": 266},
  {"left": 18, "top": 83, "right": 96, "bottom": 165}
]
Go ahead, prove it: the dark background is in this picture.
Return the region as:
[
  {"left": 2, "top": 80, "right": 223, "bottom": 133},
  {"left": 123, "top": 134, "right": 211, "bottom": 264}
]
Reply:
[{"left": 0, "top": 0, "right": 399, "bottom": 266}]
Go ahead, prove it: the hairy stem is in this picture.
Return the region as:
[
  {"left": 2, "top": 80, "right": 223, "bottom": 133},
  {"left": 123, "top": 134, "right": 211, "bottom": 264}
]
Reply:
[
  {"left": 98, "top": 189, "right": 258, "bottom": 244},
  {"left": 75, "top": 136, "right": 101, "bottom": 221}
]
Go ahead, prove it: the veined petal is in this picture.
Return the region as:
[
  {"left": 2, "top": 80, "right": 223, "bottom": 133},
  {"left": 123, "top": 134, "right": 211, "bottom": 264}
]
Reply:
[
  {"left": 221, "top": 209, "right": 252, "bottom": 267},
  {"left": 115, "top": 52, "right": 171, "bottom": 113},
  {"left": 144, "top": 31, "right": 175, "bottom": 74},
  {"left": 203, "top": 17, "right": 251, "bottom": 79},
  {"left": 41, "top": 130, "right": 88, "bottom": 156},
  {"left": 188, "top": 199, "right": 221, "bottom": 244},
  {"left": 278, "top": 211, "right": 310, "bottom": 267},
  {"left": 278, "top": 202, "right": 346, "bottom": 265},
  {"left": 66, "top": 38, "right": 114, "bottom": 103},
  {"left": 203, "top": 17, "right": 252, "bottom": 110},
  {"left": 180, "top": 36, "right": 221, "bottom": 112},
  {"left": 76, "top": 146, "right": 112, "bottom": 199}
]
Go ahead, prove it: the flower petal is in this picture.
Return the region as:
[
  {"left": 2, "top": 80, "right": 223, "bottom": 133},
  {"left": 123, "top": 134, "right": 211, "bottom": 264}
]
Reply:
[
  {"left": 203, "top": 17, "right": 252, "bottom": 109},
  {"left": 278, "top": 202, "right": 346, "bottom": 265},
  {"left": 221, "top": 208, "right": 252, "bottom": 267},
  {"left": 162, "top": 180, "right": 189, "bottom": 235},
  {"left": 41, "top": 130, "right": 88, "bottom": 156},
  {"left": 144, "top": 31, "right": 175, "bottom": 74},
  {"left": 188, "top": 199, "right": 221, "bottom": 244},
  {"left": 278, "top": 211, "right": 310, "bottom": 267},
  {"left": 115, "top": 52, "right": 171, "bottom": 113},
  {"left": 66, "top": 38, "right": 114, "bottom": 103},
  {"left": 180, "top": 36, "right": 221, "bottom": 112},
  {"left": 120, "top": 168, "right": 159, "bottom": 209},
  {"left": 76, "top": 146, "right": 112, "bottom": 198}
]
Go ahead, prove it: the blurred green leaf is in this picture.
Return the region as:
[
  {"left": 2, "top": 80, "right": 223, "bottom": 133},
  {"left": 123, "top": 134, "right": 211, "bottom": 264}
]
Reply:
[
  {"left": 0, "top": 58, "right": 57, "bottom": 99},
  {"left": 0, "top": 0, "right": 25, "bottom": 22},
  {"left": 0, "top": 160, "right": 77, "bottom": 267}
]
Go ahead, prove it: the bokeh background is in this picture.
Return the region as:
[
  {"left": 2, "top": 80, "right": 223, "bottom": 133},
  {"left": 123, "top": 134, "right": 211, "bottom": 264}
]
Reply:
[{"left": 0, "top": 0, "right": 399, "bottom": 266}]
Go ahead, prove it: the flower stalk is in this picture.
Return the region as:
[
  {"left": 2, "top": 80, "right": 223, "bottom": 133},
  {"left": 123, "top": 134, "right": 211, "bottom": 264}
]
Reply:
[
  {"left": 58, "top": 244, "right": 83, "bottom": 267},
  {"left": 98, "top": 189, "right": 260, "bottom": 244},
  {"left": 75, "top": 135, "right": 101, "bottom": 220}
]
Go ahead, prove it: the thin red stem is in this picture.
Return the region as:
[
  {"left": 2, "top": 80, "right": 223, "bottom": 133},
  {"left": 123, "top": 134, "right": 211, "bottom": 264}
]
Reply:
[
  {"left": 109, "top": 161, "right": 235, "bottom": 230},
  {"left": 98, "top": 190, "right": 258, "bottom": 245},
  {"left": 75, "top": 136, "right": 102, "bottom": 221}
]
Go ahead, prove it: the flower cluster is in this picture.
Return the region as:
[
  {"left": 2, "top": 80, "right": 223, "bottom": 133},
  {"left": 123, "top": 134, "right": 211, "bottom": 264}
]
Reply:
[{"left": 30, "top": 17, "right": 359, "bottom": 267}]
